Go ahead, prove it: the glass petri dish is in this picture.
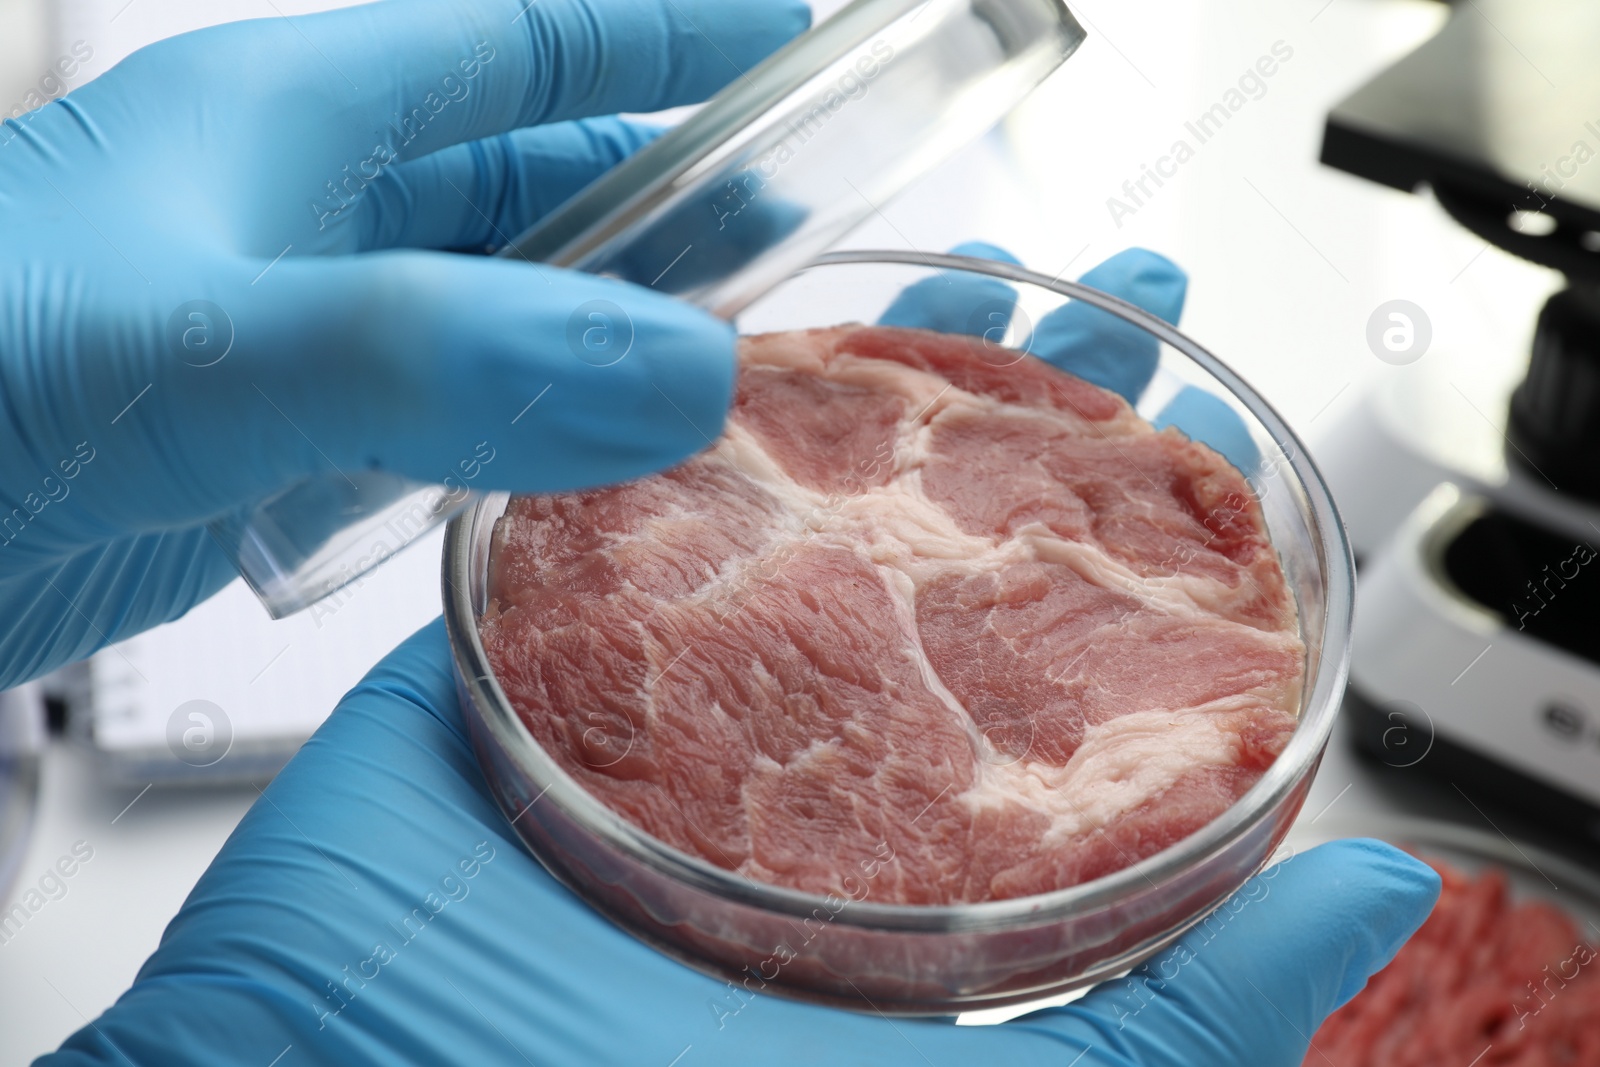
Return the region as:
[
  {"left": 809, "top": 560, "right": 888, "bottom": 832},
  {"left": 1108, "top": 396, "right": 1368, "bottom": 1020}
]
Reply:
[
  {"left": 444, "top": 250, "right": 1355, "bottom": 1015},
  {"left": 211, "top": 0, "right": 1086, "bottom": 618}
]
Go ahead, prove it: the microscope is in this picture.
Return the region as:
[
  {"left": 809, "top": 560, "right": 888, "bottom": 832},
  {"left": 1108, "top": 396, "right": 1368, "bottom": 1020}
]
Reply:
[{"left": 1316, "top": 0, "right": 1600, "bottom": 845}]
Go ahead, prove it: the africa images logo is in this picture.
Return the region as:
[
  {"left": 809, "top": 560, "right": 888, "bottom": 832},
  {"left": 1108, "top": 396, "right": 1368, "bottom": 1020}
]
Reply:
[{"left": 166, "top": 699, "right": 233, "bottom": 769}]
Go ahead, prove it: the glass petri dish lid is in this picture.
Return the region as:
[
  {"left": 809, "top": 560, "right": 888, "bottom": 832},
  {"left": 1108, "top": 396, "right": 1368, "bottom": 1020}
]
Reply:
[
  {"left": 499, "top": 0, "right": 1088, "bottom": 316},
  {"left": 213, "top": 0, "right": 1087, "bottom": 618}
]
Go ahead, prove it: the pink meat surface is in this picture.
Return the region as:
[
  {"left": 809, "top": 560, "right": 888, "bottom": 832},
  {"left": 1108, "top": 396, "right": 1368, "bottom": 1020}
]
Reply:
[{"left": 480, "top": 325, "right": 1305, "bottom": 905}]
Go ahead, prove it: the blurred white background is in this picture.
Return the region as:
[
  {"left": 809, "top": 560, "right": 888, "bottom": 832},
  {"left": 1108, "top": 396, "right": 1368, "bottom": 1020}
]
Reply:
[{"left": 0, "top": 0, "right": 1561, "bottom": 1060}]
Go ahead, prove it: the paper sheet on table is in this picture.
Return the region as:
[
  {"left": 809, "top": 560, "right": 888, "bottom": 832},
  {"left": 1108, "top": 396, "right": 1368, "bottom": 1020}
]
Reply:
[{"left": 87, "top": 527, "right": 445, "bottom": 784}]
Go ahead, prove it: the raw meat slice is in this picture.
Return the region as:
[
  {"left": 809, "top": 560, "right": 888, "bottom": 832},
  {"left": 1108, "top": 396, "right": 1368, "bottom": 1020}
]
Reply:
[
  {"left": 915, "top": 561, "right": 1302, "bottom": 766},
  {"left": 732, "top": 366, "right": 904, "bottom": 495},
  {"left": 481, "top": 324, "right": 1306, "bottom": 905}
]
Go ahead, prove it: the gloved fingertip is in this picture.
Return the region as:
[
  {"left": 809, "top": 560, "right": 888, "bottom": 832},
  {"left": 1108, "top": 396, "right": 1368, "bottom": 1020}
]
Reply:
[
  {"left": 786, "top": 0, "right": 815, "bottom": 34},
  {"left": 651, "top": 305, "right": 739, "bottom": 427},
  {"left": 1023, "top": 250, "right": 1184, "bottom": 402},
  {"left": 875, "top": 245, "right": 1017, "bottom": 334},
  {"left": 1077, "top": 247, "right": 1188, "bottom": 327},
  {"left": 649, "top": 0, "right": 812, "bottom": 107},
  {"left": 636, "top": 298, "right": 739, "bottom": 392},
  {"left": 950, "top": 241, "right": 1023, "bottom": 266},
  {"left": 878, "top": 279, "right": 1018, "bottom": 335},
  {"left": 533, "top": 278, "right": 738, "bottom": 483},
  {"left": 1027, "top": 314, "right": 1157, "bottom": 403},
  {"left": 1315, "top": 839, "right": 1441, "bottom": 1006},
  {"left": 1153, "top": 386, "right": 1261, "bottom": 475},
  {"left": 749, "top": 0, "right": 813, "bottom": 46}
]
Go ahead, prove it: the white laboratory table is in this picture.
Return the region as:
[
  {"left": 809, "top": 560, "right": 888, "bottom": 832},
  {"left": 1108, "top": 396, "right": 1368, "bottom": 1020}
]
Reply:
[{"left": 1, "top": 0, "right": 1583, "bottom": 1060}]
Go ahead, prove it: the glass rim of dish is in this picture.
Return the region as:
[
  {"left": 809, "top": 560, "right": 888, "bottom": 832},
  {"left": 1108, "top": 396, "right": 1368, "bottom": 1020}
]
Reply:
[{"left": 444, "top": 249, "right": 1356, "bottom": 933}]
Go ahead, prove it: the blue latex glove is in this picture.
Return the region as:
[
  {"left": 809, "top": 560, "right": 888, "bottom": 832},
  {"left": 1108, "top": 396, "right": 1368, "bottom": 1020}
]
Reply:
[
  {"left": 0, "top": 0, "right": 810, "bottom": 691},
  {"left": 36, "top": 241, "right": 1439, "bottom": 1064}
]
